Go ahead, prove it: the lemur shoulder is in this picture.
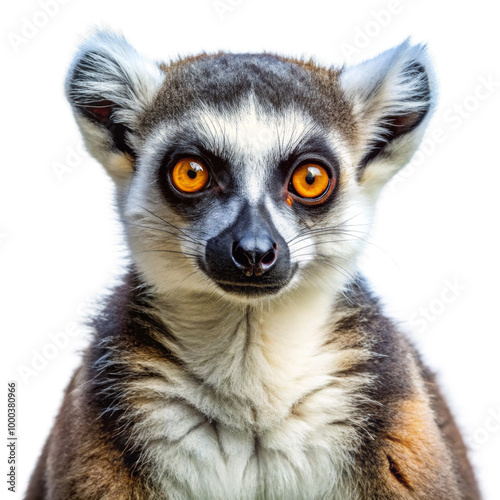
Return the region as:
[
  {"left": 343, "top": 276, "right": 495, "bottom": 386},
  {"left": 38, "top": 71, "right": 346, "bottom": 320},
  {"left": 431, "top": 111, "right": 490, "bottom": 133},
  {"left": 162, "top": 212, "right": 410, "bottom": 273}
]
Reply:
[{"left": 26, "top": 30, "right": 480, "bottom": 500}]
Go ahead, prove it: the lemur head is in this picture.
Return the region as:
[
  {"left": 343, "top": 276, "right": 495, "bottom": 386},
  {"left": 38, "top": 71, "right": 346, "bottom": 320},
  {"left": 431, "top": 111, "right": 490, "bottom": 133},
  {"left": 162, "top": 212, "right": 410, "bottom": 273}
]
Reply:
[{"left": 67, "top": 30, "right": 434, "bottom": 302}]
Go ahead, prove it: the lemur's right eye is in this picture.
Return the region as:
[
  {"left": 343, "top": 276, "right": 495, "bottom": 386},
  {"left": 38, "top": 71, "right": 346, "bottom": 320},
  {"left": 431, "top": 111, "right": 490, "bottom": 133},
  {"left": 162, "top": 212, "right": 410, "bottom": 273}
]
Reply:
[{"left": 171, "top": 158, "right": 210, "bottom": 193}]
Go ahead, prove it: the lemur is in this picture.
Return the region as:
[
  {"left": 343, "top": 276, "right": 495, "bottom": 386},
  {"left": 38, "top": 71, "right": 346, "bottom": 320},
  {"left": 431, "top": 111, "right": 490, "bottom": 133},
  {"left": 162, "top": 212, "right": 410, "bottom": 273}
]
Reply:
[{"left": 26, "top": 30, "right": 480, "bottom": 500}]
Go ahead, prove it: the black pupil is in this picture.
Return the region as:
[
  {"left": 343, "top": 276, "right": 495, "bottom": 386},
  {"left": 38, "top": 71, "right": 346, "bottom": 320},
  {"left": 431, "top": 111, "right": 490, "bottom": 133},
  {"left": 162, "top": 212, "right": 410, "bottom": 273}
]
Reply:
[
  {"left": 305, "top": 171, "right": 315, "bottom": 185},
  {"left": 187, "top": 169, "right": 197, "bottom": 179}
]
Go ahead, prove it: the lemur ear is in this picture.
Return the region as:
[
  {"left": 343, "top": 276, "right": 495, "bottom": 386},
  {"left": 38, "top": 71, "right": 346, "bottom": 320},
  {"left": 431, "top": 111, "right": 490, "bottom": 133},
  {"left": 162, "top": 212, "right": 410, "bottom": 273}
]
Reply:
[
  {"left": 65, "top": 30, "right": 164, "bottom": 179},
  {"left": 340, "top": 40, "right": 436, "bottom": 194}
]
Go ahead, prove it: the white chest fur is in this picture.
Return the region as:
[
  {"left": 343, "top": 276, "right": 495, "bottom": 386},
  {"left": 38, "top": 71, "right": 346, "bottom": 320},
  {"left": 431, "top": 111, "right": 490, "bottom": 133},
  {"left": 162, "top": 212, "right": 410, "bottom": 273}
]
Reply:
[
  {"left": 130, "top": 286, "right": 368, "bottom": 499},
  {"left": 142, "top": 407, "right": 358, "bottom": 500}
]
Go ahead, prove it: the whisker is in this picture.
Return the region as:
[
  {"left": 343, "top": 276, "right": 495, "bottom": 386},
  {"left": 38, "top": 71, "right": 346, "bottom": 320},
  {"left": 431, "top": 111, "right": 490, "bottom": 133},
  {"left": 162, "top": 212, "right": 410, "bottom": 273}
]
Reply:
[
  {"left": 136, "top": 249, "right": 202, "bottom": 259},
  {"left": 296, "top": 256, "right": 356, "bottom": 282},
  {"left": 133, "top": 203, "right": 206, "bottom": 243},
  {"left": 286, "top": 213, "right": 370, "bottom": 245},
  {"left": 290, "top": 239, "right": 362, "bottom": 255},
  {"left": 125, "top": 222, "right": 200, "bottom": 244},
  {"left": 290, "top": 222, "right": 370, "bottom": 239},
  {"left": 289, "top": 228, "right": 370, "bottom": 247}
]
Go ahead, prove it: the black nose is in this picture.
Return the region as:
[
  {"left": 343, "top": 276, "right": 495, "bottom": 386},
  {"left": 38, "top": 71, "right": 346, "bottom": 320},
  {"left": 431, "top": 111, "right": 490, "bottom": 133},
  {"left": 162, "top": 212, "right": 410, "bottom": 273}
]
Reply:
[{"left": 232, "top": 234, "right": 278, "bottom": 277}]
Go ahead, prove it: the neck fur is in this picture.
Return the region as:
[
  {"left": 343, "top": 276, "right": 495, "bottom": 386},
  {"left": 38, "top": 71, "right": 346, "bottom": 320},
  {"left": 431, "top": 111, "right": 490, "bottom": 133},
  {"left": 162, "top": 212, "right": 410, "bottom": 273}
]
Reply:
[{"left": 149, "top": 279, "right": 349, "bottom": 429}]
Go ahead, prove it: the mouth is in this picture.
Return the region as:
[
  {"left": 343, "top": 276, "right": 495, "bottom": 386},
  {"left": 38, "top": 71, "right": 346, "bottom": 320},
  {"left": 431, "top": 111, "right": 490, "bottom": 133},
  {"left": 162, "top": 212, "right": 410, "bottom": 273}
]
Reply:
[{"left": 212, "top": 264, "right": 298, "bottom": 298}]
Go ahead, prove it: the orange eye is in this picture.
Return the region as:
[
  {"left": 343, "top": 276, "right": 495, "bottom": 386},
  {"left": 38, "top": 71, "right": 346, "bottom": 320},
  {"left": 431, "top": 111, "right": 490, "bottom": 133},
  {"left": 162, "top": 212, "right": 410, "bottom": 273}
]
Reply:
[
  {"left": 171, "top": 158, "right": 209, "bottom": 193},
  {"left": 291, "top": 163, "right": 331, "bottom": 200}
]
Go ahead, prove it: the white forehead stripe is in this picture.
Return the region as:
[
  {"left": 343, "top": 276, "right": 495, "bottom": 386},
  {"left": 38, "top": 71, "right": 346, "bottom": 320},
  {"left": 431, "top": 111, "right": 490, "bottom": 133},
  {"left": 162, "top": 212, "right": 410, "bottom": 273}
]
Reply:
[{"left": 194, "top": 95, "right": 318, "bottom": 203}]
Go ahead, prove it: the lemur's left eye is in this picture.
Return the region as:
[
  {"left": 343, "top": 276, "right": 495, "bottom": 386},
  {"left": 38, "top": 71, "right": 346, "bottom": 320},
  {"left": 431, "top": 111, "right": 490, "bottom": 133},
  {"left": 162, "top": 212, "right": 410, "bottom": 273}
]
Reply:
[
  {"left": 290, "top": 163, "right": 333, "bottom": 202},
  {"left": 171, "top": 158, "right": 210, "bottom": 193}
]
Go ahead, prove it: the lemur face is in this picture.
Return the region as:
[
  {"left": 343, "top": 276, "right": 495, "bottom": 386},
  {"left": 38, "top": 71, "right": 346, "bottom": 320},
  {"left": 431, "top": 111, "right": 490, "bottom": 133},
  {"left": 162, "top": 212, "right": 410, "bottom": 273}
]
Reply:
[
  {"left": 130, "top": 95, "right": 357, "bottom": 299},
  {"left": 67, "top": 31, "right": 434, "bottom": 301}
]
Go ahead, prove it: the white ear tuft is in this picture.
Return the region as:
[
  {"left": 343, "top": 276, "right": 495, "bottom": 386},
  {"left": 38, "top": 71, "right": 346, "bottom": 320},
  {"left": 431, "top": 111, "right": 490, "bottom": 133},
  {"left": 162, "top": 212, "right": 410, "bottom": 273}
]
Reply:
[
  {"left": 65, "top": 29, "right": 164, "bottom": 173},
  {"left": 340, "top": 40, "right": 437, "bottom": 193}
]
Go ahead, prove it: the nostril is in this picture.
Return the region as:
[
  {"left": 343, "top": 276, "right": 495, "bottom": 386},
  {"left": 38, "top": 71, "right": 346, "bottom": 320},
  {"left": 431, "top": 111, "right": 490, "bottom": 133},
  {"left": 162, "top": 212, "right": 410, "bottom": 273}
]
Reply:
[
  {"left": 260, "top": 243, "right": 277, "bottom": 268},
  {"left": 261, "top": 252, "right": 274, "bottom": 265},
  {"left": 232, "top": 242, "right": 253, "bottom": 274}
]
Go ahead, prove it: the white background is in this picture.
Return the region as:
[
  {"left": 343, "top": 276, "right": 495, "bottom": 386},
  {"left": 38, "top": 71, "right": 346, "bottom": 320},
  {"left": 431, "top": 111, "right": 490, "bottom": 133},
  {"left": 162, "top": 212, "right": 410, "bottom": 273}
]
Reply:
[{"left": 1, "top": 0, "right": 499, "bottom": 498}]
